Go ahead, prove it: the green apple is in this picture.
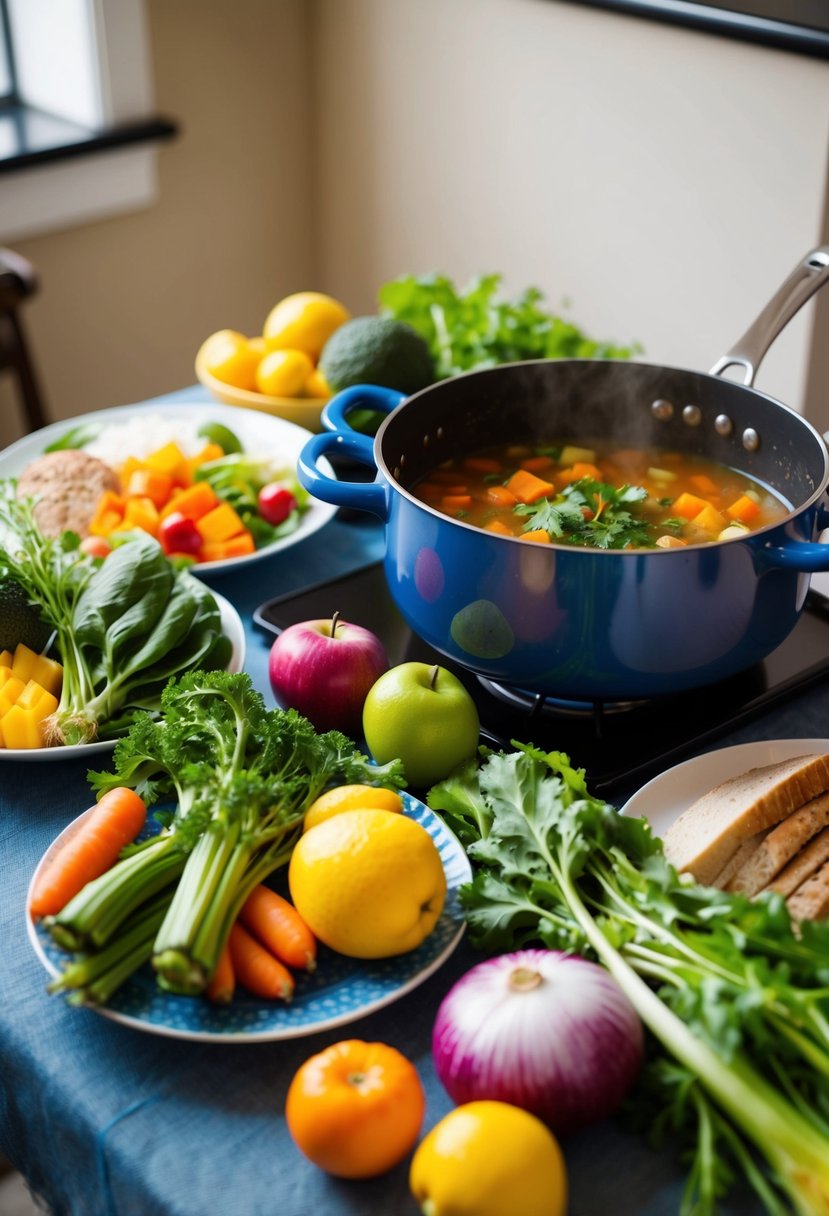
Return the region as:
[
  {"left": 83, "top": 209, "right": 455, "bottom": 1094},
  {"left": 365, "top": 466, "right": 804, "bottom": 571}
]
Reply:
[{"left": 362, "top": 662, "right": 480, "bottom": 789}]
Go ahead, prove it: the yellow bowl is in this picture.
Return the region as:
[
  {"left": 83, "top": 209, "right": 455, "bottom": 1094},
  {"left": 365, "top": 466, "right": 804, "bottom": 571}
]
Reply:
[{"left": 195, "top": 350, "right": 330, "bottom": 432}]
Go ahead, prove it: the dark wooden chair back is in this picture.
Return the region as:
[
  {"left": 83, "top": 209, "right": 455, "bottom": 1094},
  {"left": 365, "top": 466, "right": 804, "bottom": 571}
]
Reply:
[{"left": 0, "top": 248, "right": 48, "bottom": 434}]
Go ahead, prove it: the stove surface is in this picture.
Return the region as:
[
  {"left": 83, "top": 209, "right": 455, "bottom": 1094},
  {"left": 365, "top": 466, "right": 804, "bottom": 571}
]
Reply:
[{"left": 254, "top": 562, "right": 829, "bottom": 797}]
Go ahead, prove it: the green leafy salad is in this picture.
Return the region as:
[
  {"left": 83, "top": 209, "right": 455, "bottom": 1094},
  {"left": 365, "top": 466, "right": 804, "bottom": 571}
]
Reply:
[{"left": 428, "top": 744, "right": 829, "bottom": 1216}]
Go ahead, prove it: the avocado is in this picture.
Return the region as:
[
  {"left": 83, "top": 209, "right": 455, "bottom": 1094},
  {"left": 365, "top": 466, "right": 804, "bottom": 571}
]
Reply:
[
  {"left": 319, "top": 316, "right": 435, "bottom": 396},
  {"left": 0, "top": 573, "right": 53, "bottom": 653}
]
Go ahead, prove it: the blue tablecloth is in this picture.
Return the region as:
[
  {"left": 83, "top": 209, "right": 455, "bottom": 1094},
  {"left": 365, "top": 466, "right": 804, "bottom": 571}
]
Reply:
[{"left": 2, "top": 389, "right": 827, "bottom": 1216}]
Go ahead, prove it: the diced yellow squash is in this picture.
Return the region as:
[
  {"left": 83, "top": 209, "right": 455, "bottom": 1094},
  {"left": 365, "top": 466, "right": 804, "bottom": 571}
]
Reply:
[
  {"left": 195, "top": 502, "right": 246, "bottom": 544},
  {"left": 1, "top": 704, "right": 48, "bottom": 748},
  {"left": 31, "top": 653, "right": 62, "bottom": 697},
  {"left": 0, "top": 674, "right": 25, "bottom": 715},
  {"left": 88, "top": 490, "right": 126, "bottom": 538},
  {"left": 0, "top": 650, "right": 12, "bottom": 668},
  {"left": 15, "top": 679, "right": 58, "bottom": 714},
  {"left": 560, "top": 445, "right": 596, "bottom": 465},
  {"left": 692, "top": 503, "right": 727, "bottom": 534},
  {"left": 11, "top": 643, "right": 39, "bottom": 682}
]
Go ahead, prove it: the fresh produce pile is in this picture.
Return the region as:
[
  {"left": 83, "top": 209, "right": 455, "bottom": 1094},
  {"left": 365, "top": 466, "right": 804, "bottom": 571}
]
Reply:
[
  {"left": 196, "top": 274, "right": 638, "bottom": 423},
  {"left": 0, "top": 489, "right": 231, "bottom": 748},
  {"left": 31, "top": 671, "right": 415, "bottom": 1005},
  {"left": 427, "top": 743, "right": 829, "bottom": 1216}
]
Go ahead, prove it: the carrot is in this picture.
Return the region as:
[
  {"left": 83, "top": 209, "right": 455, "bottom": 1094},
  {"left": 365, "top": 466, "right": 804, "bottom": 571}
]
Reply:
[
  {"left": 520, "top": 455, "right": 555, "bottom": 474},
  {"left": 463, "top": 456, "right": 503, "bottom": 474},
  {"left": 205, "top": 940, "right": 236, "bottom": 1005},
  {"left": 440, "top": 494, "right": 473, "bottom": 512},
  {"left": 486, "top": 485, "right": 517, "bottom": 507},
  {"left": 505, "top": 468, "right": 554, "bottom": 504},
  {"left": 240, "top": 884, "right": 317, "bottom": 972},
  {"left": 228, "top": 922, "right": 295, "bottom": 1001},
  {"left": 727, "top": 494, "right": 761, "bottom": 524},
  {"left": 29, "top": 787, "right": 147, "bottom": 920}
]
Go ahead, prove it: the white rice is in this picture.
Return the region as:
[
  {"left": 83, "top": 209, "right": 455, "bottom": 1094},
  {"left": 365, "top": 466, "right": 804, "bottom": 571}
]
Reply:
[{"left": 83, "top": 415, "right": 208, "bottom": 466}]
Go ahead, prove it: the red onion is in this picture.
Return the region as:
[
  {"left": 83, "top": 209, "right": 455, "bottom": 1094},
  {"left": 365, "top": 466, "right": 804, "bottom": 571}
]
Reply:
[{"left": 432, "top": 949, "right": 644, "bottom": 1134}]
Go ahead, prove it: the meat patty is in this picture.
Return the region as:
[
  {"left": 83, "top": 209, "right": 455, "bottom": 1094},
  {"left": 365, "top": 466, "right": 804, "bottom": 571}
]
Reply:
[{"left": 16, "top": 450, "right": 120, "bottom": 538}]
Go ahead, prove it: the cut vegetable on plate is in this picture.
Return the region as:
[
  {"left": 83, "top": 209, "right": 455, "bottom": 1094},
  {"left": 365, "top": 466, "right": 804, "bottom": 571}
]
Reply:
[{"left": 0, "top": 400, "right": 338, "bottom": 576}]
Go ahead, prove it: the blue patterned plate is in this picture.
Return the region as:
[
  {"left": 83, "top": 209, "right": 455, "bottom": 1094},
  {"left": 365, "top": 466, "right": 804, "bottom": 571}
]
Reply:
[{"left": 27, "top": 793, "right": 471, "bottom": 1042}]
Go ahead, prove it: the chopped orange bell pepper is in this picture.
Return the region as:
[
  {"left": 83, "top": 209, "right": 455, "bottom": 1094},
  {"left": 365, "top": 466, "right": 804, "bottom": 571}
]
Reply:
[
  {"left": 200, "top": 533, "right": 256, "bottom": 562},
  {"left": 195, "top": 502, "right": 247, "bottom": 544},
  {"left": 125, "top": 468, "right": 174, "bottom": 509},
  {"left": 160, "top": 481, "right": 220, "bottom": 522},
  {"left": 88, "top": 490, "right": 126, "bottom": 537}
]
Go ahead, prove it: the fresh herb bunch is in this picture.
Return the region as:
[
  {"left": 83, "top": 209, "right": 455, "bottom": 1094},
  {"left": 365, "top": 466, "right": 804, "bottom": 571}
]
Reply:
[
  {"left": 428, "top": 744, "right": 829, "bottom": 1216},
  {"left": 0, "top": 485, "right": 231, "bottom": 744},
  {"left": 378, "top": 272, "right": 641, "bottom": 380},
  {"left": 47, "top": 671, "right": 406, "bottom": 1003}
]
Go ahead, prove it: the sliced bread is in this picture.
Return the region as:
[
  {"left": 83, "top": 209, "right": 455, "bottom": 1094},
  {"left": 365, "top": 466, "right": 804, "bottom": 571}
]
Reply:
[
  {"left": 725, "top": 791, "right": 829, "bottom": 897},
  {"left": 786, "top": 858, "right": 829, "bottom": 922},
  {"left": 764, "top": 826, "right": 829, "bottom": 900},
  {"left": 662, "top": 753, "right": 829, "bottom": 885},
  {"left": 709, "top": 828, "right": 770, "bottom": 889}
]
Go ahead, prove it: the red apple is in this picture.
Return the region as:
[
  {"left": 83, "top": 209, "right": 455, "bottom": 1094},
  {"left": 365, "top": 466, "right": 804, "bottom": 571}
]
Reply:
[{"left": 268, "top": 611, "right": 390, "bottom": 736}]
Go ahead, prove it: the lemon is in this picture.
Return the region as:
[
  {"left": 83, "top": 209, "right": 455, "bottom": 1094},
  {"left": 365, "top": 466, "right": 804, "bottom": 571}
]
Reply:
[
  {"left": 303, "top": 784, "right": 403, "bottom": 831},
  {"left": 303, "top": 367, "right": 332, "bottom": 399},
  {"left": 198, "top": 329, "right": 261, "bottom": 392},
  {"left": 263, "top": 292, "right": 350, "bottom": 361},
  {"left": 288, "top": 808, "right": 446, "bottom": 958},
  {"left": 255, "top": 348, "right": 314, "bottom": 398},
  {"left": 409, "top": 1101, "right": 567, "bottom": 1216}
]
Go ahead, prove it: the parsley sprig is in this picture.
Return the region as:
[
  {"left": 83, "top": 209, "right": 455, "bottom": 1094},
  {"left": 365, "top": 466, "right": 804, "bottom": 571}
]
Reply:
[{"left": 516, "top": 477, "right": 663, "bottom": 549}]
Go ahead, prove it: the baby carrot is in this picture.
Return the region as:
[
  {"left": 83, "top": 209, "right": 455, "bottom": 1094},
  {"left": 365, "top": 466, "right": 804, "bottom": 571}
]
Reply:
[
  {"left": 228, "top": 922, "right": 295, "bottom": 1002},
  {"left": 205, "top": 940, "right": 236, "bottom": 1005},
  {"left": 240, "top": 884, "right": 317, "bottom": 972},
  {"left": 29, "top": 787, "right": 147, "bottom": 920}
]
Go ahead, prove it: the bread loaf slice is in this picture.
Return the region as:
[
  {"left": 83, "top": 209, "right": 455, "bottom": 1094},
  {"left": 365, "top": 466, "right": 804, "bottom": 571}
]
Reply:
[
  {"left": 662, "top": 753, "right": 829, "bottom": 885},
  {"left": 725, "top": 792, "right": 829, "bottom": 897},
  {"left": 786, "top": 858, "right": 829, "bottom": 922},
  {"left": 709, "top": 829, "right": 770, "bottom": 889},
  {"left": 764, "top": 826, "right": 829, "bottom": 900}
]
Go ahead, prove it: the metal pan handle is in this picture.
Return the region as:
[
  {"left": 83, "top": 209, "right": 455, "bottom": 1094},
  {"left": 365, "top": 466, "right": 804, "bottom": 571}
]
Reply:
[{"left": 710, "top": 246, "right": 829, "bottom": 385}]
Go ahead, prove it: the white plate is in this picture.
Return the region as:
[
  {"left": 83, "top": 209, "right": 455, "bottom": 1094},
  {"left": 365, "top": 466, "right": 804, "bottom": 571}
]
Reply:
[
  {"left": 0, "top": 399, "right": 339, "bottom": 576},
  {"left": 0, "top": 591, "right": 245, "bottom": 763},
  {"left": 27, "top": 792, "right": 471, "bottom": 1042},
  {"left": 621, "top": 738, "right": 829, "bottom": 838}
]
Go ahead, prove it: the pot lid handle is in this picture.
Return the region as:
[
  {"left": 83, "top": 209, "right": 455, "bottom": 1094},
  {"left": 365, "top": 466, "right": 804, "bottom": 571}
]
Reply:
[{"left": 710, "top": 246, "right": 829, "bottom": 386}]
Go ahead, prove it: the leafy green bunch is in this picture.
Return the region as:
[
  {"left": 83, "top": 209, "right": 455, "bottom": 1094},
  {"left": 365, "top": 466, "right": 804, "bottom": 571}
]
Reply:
[
  {"left": 0, "top": 484, "right": 230, "bottom": 744},
  {"left": 47, "top": 671, "right": 406, "bottom": 1004},
  {"left": 428, "top": 744, "right": 829, "bottom": 1216},
  {"left": 378, "top": 272, "right": 641, "bottom": 380}
]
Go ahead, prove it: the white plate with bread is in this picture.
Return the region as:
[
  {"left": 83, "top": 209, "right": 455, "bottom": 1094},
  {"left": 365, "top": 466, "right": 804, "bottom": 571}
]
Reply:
[{"left": 623, "top": 739, "right": 829, "bottom": 922}]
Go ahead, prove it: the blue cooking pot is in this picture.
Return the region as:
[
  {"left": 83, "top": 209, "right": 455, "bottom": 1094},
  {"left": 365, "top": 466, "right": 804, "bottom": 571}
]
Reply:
[{"left": 298, "top": 248, "right": 829, "bottom": 700}]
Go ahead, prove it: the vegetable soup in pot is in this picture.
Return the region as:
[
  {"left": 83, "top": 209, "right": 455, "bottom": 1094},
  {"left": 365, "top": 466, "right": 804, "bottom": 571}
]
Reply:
[{"left": 411, "top": 439, "right": 790, "bottom": 550}]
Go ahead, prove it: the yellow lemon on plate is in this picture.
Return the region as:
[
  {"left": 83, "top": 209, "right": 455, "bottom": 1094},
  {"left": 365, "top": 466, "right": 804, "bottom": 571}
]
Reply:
[
  {"left": 255, "top": 348, "right": 314, "bottom": 397},
  {"left": 303, "top": 784, "right": 403, "bottom": 831},
  {"left": 288, "top": 808, "right": 446, "bottom": 959},
  {"left": 409, "top": 1101, "right": 567, "bottom": 1216},
  {"left": 263, "top": 291, "right": 350, "bottom": 361},
  {"left": 197, "top": 329, "right": 261, "bottom": 392}
]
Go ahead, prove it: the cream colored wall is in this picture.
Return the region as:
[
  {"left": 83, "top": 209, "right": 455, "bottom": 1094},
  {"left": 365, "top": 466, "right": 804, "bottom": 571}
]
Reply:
[
  {"left": 311, "top": 0, "right": 829, "bottom": 427},
  {"left": 3, "top": 0, "right": 829, "bottom": 456},
  {"left": 0, "top": 0, "right": 316, "bottom": 450}
]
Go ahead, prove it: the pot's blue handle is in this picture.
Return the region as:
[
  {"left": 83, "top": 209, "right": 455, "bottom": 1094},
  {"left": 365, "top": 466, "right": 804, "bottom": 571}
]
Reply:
[
  {"left": 321, "top": 385, "right": 405, "bottom": 433},
  {"left": 762, "top": 538, "right": 829, "bottom": 572},
  {"left": 297, "top": 385, "right": 404, "bottom": 520}
]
